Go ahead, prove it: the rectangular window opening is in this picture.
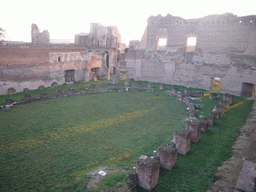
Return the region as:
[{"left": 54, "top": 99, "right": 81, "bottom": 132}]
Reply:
[
  {"left": 186, "top": 37, "right": 197, "bottom": 52},
  {"left": 157, "top": 38, "right": 167, "bottom": 50}
]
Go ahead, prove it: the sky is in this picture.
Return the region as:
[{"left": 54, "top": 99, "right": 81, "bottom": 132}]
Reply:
[{"left": 1, "top": 0, "right": 256, "bottom": 45}]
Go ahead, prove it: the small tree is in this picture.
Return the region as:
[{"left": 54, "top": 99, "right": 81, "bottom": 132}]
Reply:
[{"left": 0, "top": 28, "right": 6, "bottom": 41}]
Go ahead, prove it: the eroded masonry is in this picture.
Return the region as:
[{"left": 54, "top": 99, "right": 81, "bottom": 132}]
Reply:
[
  {"left": 0, "top": 23, "right": 123, "bottom": 95},
  {"left": 121, "top": 13, "right": 256, "bottom": 97}
]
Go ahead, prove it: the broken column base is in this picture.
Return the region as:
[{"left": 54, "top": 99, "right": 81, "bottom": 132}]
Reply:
[
  {"left": 185, "top": 118, "right": 201, "bottom": 142},
  {"left": 200, "top": 120, "right": 209, "bottom": 132},
  {"left": 157, "top": 146, "right": 177, "bottom": 170},
  {"left": 136, "top": 156, "right": 160, "bottom": 191},
  {"left": 173, "top": 129, "right": 191, "bottom": 155}
]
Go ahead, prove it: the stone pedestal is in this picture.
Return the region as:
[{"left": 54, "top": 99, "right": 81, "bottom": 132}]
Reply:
[
  {"left": 214, "top": 104, "right": 226, "bottom": 113},
  {"left": 173, "top": 129, "right": 191, "bottom": 155},
  {"left": 109, "top": 75, "right": 119, "bottom": 84},
  {"left": 185, "top": 118, "right": 201, "bottom": 142},
  {"left": 159, "top": 84, "right": 166, "bottom": 90},
  {"left": 184, "top": 89, "right": 192, "bottom": 96},
  {"left": 209, "top": 111, "right": 221, "bottom": 119},
  {"left": 147, "top": 83, "right": 154, "bottom": 88},
  {"left": 157, "top": 146, "right": 177, "bottom": 170},
  {"left": 136, "top": 156, "right": 160, "bottom": 191},
  {"left": 200, "top": 120, "right": 209, "bottom": 132},
  {"left": 205, "top": 115, "right": 215, "bottom": 125},
  {"left": 219, "top": 100, "right": 230, "bottom": 109},
  {"left": 125, "top": 79, "right": 130, "bottom": 86},
  {"left": 209, "top": 92, "right": 218, "bottom": 99},
  {"left": 24, "top": 93, "right": 34, "bottom": 102},
  {"left": 172, "top": 87, "right": 179, "bottom": 93},
  {"left": 223, "top": 93, "right": 234, "bottom": 104}
]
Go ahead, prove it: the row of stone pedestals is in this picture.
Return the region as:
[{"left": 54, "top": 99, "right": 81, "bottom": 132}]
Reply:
[{"left": 134, "top": 90, "right": 233, "bottom": 191}]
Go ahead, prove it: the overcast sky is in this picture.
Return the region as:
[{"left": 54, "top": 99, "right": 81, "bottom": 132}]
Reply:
[{"left": 1, "top": 0, "right": 255, "bottom": 45}]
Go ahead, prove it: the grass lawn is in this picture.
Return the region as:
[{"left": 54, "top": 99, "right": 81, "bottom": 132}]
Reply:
[{"left": 0, "top": 80, "right": 253, "bottom": 191}]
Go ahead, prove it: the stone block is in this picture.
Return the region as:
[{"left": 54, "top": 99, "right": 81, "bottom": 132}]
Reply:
[
  {"left": 135, "top": 83, "right": 141, "bottom": 87},
  {"left": 235, "top": 160, "right": 256, "bottom": 192},
  {"left": 5, "top": 98, "right": 16, "bottom": 105},
  {"left": 209, "top": 92, "right": 218, "bottom": 99},
  {"left": 40, "top": 92, "right": 50, "bottom": 98},
  {"left": 51, "top": 81, "right": 58, "bottom": 87},
  {"left": 184, "top": 89, "right": 192, "bottom": 96},
  {"left": 55, "top": 89, "right": 63, "bottom": 95},
  {"left": 219, "top": 100, "right": 230, "bottom": 109},
  {"left": 173, "top": 129, "right": 191, "bottom": 155},
  {"left": 200, "top": 120, "right": 209, "bottom": 132},
  {"left": 205, "top": 115, "right": 215, "bottom": 125},
  {"left": 24, "top": 93, "right": 34, "bottom": 102},
  {"left": 136, "top": 156, "right": 160, "bottom": 191},
  {"left": 159, "top": 84, "right": 166, "bottom": 90},
  {"left": 209, "top": 111, "right": 221, "bottom": 119},
  {"left": 23, "top": 88, "right": 30, "bottom": 92},
  {"left": 214, "top": 104, "right": 226, "bottom": 113},
  {"left": 100, "top": 82, "right": 107, "bottom": 86},
  {"left": 185, "top": 118, "right": 201, "bottom": 142},
  {"left": 125, "top": 79, "right": 130, "bottom": 85},
  {"left": 127, "top": 172, "right": 139, "bottom": 190},
  {"left": 8, "top": 87, "right": 16, "bottom": 95},
  {"left": 172, "top": 87, "right": 178, "bottom": 93},
  {"left": 223, "top": 93, "right": 234, "bottom": 104},
  {"left": 191, "top": 91, "right": 204, "bottom": 97},
  {"left": 90, "top": 84, "right": 98, "bottom": 88},
  {"left": 79, "top": 87, "right": 88, "bottom": 90},
  {"left": 68, "top": 87, "right": 76, "bottom": 93},
  {"left": 157, "top": 146, "right": 177, "bottom": 170},
  {"left": 38, "top": 85, "right": 45, "bottom": 90},
  {"left": 147, "top": 83, "right": 154, "bottom": 88},
  {"left": 109, "top": 75, "right": 119, "bottom": 84}
]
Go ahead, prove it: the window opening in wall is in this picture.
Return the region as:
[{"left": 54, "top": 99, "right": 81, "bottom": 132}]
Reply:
[
  {"left": 186, "top": 37, "right": 197, "bottom": 52},
  {"left": 241, "top": 82, "right": 255, "bottom": 98},
  {"left": 98, "top": 41, "right": 100, "bottom": 47},
  {"left": 211, "top": 77, "right": 221, "bottom": 91},
  {"left": 157, "top": 38, "right": 167, "bottom": 50},
  {"left": 58, "top": 56, "right": 61, "bottom": 62}
]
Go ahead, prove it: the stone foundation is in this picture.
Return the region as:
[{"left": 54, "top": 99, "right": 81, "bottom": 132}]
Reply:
[
  {"left": 214, "top": 104, "right": 226, "bottom": 113},
  {"left": 200, "top": 120, "right": 209, "bottom": 132},
  {"left": 157, "top": 146, "right": 177, "bottom": 170},
  {"left": 173, "top": 129, "right": 191, "bottom": 155},
  {"left": 185, "top": 118, "right": 201, "bottom": 142},
  {"left": 223, "top": 93, "right": 234, "bottom": 104},
  {"left": 209, "top": 111, "right": 221, "bottom": 119},
  {"left": 209, "top": 92, "right": 218, "bottom": 99},
  {"left": 136, "top": 156, "right": 160, "bottom": 191},
  {"left": 205, "top": 115, "right": 216, "bottom": 125},
  {"left": 219, "top": 100, "right": 230, "bottom": 109}
]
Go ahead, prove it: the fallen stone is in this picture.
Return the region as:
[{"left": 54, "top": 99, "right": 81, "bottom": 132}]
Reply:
[
  {"left": 23, "top": 88, "right": 30, "bottom": 92},
  {"left": 209, "top": 92, "right": 218, "bottom": 99},
  {"left": 24, "top": 93, "right": 34, "bottom": 102},
  {"left": 159, "top": 84, "right": 166, "bottom": 90},
  {"left": 194, "top": 104, "right": 204, "bottom": 110},
  {"left": 38, "top": 85, "right": 45, "bottom": 90}
]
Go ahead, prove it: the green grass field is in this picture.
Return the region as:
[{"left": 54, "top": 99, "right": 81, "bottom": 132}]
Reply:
[{"left": 0, "top": 80, "right": 253, "bottom": 191}]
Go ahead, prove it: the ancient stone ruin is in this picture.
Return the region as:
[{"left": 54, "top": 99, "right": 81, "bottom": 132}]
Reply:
[{"left": 121, "top": 13, "right": 256, "bottom": 98}]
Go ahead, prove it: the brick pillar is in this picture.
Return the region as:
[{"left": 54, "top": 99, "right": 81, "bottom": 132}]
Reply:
[
  {"left": 209, "top": 111, "right": 221, "bottom": 119},
  {"left": 219, "top": 100, "right": 230, "bottom": 109},
  {"left": 223, "top": 93, "right": 234, "bottom": 104},
  {"left": 205, "top": 115, "right": 215, "bottom": 125},
  {"left": 172, "top": 87, "right": 179, "bottom": 93},
  {"left": 136, "top": 156, "right": 160, "bottom": 191},
  {"left": 209, "top": 92, "right": 218, "bottom": 99},
  {"left": 214, "top": 104, "right": 226, "bottom": 113},
  {"left": 157, "top": 146, "right": 177, "bottom": 170},
  {"left": 184, "top": 89, "right": 192, "bottom": 96},
  {"left": 173, "top": 129, "right": 191, "bottom": 155},
  {"left": 200, "top": 120, "right": 209, "bottom": 132},
  {"left": 185, "top": 118, "right": 200, "bottom": 142}
]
